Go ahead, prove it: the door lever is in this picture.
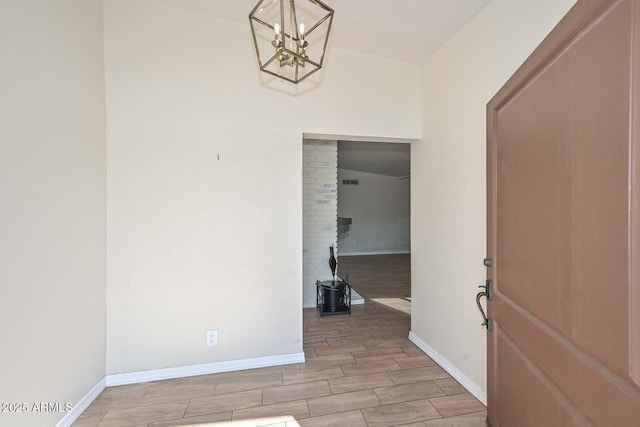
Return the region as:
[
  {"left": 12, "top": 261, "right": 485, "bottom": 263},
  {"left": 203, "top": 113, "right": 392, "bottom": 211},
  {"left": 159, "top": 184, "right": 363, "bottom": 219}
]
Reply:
[{"left": 476, "top": 279, "right": 492, "bottom": 330}]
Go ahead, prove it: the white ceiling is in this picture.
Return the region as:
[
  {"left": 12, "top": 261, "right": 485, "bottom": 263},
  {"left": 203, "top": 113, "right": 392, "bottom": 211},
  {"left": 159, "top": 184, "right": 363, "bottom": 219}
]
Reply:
[
  {"left": 154, "top": 0, "right": 492, "bottom": 65},
  {"left": 338, "top": 141, "right": 410, "bottom": 177}
]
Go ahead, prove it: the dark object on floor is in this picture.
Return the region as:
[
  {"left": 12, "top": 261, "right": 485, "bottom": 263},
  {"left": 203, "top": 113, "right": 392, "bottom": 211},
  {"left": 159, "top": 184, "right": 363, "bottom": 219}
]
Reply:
[{"left": 316, "top": 246, "right": 351, "bottom": 316}]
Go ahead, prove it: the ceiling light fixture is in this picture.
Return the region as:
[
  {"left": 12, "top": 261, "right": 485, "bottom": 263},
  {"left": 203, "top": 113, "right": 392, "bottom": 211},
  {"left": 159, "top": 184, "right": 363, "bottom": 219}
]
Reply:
[{"left": 249, "top": 0, "right": 334, "bottom": 84}]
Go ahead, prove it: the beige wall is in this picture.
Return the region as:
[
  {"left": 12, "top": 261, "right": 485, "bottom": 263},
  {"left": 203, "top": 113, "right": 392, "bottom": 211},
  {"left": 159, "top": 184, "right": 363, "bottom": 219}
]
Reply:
[
  {"left": 0, "top": 1, "right": 106, "bottom": 426},
  {"left": 104, "top": 0, "right": 421, "bottom": 374},
  {"left": 411, "top": 0, "right": 578, "bottom": 401}
]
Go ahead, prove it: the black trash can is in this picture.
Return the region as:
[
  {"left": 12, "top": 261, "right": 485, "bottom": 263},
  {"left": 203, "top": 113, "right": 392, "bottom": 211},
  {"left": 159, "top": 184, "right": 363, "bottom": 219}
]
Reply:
[{"left": 322, "top": 282, "right": 344, "bottom": 312}]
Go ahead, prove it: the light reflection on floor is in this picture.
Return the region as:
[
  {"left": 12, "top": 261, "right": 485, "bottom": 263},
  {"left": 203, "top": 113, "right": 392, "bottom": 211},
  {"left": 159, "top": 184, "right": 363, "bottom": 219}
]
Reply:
[
  {"left": 166, "top": 416, "right": 301, "bottom": 426},
  {"left": 369, "top": 297, "right": 412, "bottom": 314}
]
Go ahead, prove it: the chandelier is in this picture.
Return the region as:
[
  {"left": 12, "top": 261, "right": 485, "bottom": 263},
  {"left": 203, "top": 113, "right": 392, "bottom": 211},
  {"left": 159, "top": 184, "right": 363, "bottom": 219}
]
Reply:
[{"left": 249, "top": 0, "right": 334, "bottom": 84}]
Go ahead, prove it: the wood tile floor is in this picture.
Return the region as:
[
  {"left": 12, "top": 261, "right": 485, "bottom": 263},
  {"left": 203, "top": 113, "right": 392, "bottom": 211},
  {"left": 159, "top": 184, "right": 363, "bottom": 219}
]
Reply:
[
  {"left": 339, "top": 254, "right": 412, "bottom": 314},
  {"left": 338, "top": 254, "right": 411, "bottom": 300},
  {"left": 73, "top": 255, "right": 486, "bottom": 427}
]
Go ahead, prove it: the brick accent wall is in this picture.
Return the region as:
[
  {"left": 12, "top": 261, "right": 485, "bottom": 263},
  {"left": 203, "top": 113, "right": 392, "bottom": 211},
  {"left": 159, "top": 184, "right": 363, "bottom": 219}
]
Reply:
[{"left": 303, "top": 140, "right": 338, "bottom": 308}]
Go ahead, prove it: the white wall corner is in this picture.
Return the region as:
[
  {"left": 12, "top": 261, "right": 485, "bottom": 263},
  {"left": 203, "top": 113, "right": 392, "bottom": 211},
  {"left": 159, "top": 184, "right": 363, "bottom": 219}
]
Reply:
[
  {"left": 55, "top": 377, "right": 106, "bottom": 427},
  {"left": 408, "top": 331, "right": 487, "bottom": 406},
  {"left": 105, "top": 353, "right": 306, "bottom": 387}
]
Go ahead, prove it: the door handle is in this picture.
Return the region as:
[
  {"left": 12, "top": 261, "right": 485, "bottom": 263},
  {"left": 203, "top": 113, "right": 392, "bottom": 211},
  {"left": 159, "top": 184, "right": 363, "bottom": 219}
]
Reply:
[{"left": 476, "top": 279, "right": 492, "bottom": 330}]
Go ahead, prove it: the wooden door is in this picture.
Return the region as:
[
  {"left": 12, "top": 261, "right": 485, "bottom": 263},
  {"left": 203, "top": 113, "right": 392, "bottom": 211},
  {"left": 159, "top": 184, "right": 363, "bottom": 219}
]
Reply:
[{"left": 486, "top": 0, "right": 640, "bottom": 425}]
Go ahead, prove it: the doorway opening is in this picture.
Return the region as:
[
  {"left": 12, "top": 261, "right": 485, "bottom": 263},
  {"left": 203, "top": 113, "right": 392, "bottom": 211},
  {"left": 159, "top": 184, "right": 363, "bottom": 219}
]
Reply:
[
  {"left": 336, "top": 140, "right": 411, "bottom": 314},
  {"left": 302, "top": 135, "right": 412, "bottom": 315}
]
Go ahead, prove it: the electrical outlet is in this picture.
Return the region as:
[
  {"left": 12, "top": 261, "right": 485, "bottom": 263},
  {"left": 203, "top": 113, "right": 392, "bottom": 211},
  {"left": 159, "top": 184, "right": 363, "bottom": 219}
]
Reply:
[{"left": 206, "top": 330, "right": 218, "bottom": 347}]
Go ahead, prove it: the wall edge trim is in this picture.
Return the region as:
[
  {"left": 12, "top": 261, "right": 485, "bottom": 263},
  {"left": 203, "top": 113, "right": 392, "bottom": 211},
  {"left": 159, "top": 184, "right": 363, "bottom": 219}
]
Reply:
[
  {"left": 55, "top": 377, "right": 106, "bottom": 427},
  {"left": 408, "top": 331, "right": 487, "bottom": 405},
  {"left": 105, "top": 352, "right": 306, "bottom": 387}
]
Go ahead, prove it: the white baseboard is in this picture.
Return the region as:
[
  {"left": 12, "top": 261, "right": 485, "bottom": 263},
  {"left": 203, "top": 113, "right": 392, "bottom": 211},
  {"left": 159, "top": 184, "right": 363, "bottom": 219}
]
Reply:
[
  {"left": 408, "top": 331, "right": 487, "bottom": 406},
  {"left": 105, "top": 352, "right": 306, "bottom": 387},
  {"left": 351, "top": 288, "right": 365, "bottom": 305},
  {"left": 55, "top": 377, "right": 106, "bottom": 427},
  {"left": 338, "top": 250, "right": 410, "bottom": 257},
  {"left": 56, "top": 353, "right": 305, "bottom": 425}
]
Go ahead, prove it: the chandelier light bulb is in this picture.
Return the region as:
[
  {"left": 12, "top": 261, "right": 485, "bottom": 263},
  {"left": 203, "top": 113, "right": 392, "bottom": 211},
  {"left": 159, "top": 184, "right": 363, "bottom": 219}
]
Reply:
[
  {"left": 274, "top": 22, "right": 280, "bottom": 39},
  {"left": 299, "top": 23, "right": 305, "bottom": 39}
]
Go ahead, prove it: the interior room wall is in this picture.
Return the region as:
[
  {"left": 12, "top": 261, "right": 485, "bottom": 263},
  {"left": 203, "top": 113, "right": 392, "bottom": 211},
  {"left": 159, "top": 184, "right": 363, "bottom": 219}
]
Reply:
[
  {"left": 0, "top": 1, "right": 107, "bottom": 426},
  {"left": 104, "top": 0, "right": 421, "bottom": 374},
  {"left": 337, "top": 169, "right": 410, "bottom": 255},
  {"left": 411, "top": 0, "right": 578, "bottom": 402}
]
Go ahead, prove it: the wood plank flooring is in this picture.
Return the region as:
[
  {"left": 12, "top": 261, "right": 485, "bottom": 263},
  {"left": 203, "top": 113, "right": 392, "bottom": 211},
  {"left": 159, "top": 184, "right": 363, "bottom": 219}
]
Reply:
[
  {"left": 339, "top": 254, "right": 412, "bottom": 314},
  {"left": 338, "top": 254, "right": 411, "bottom": 300},
  {"left": 73, "top": 255, "right": 486, "bottom": 427}
]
